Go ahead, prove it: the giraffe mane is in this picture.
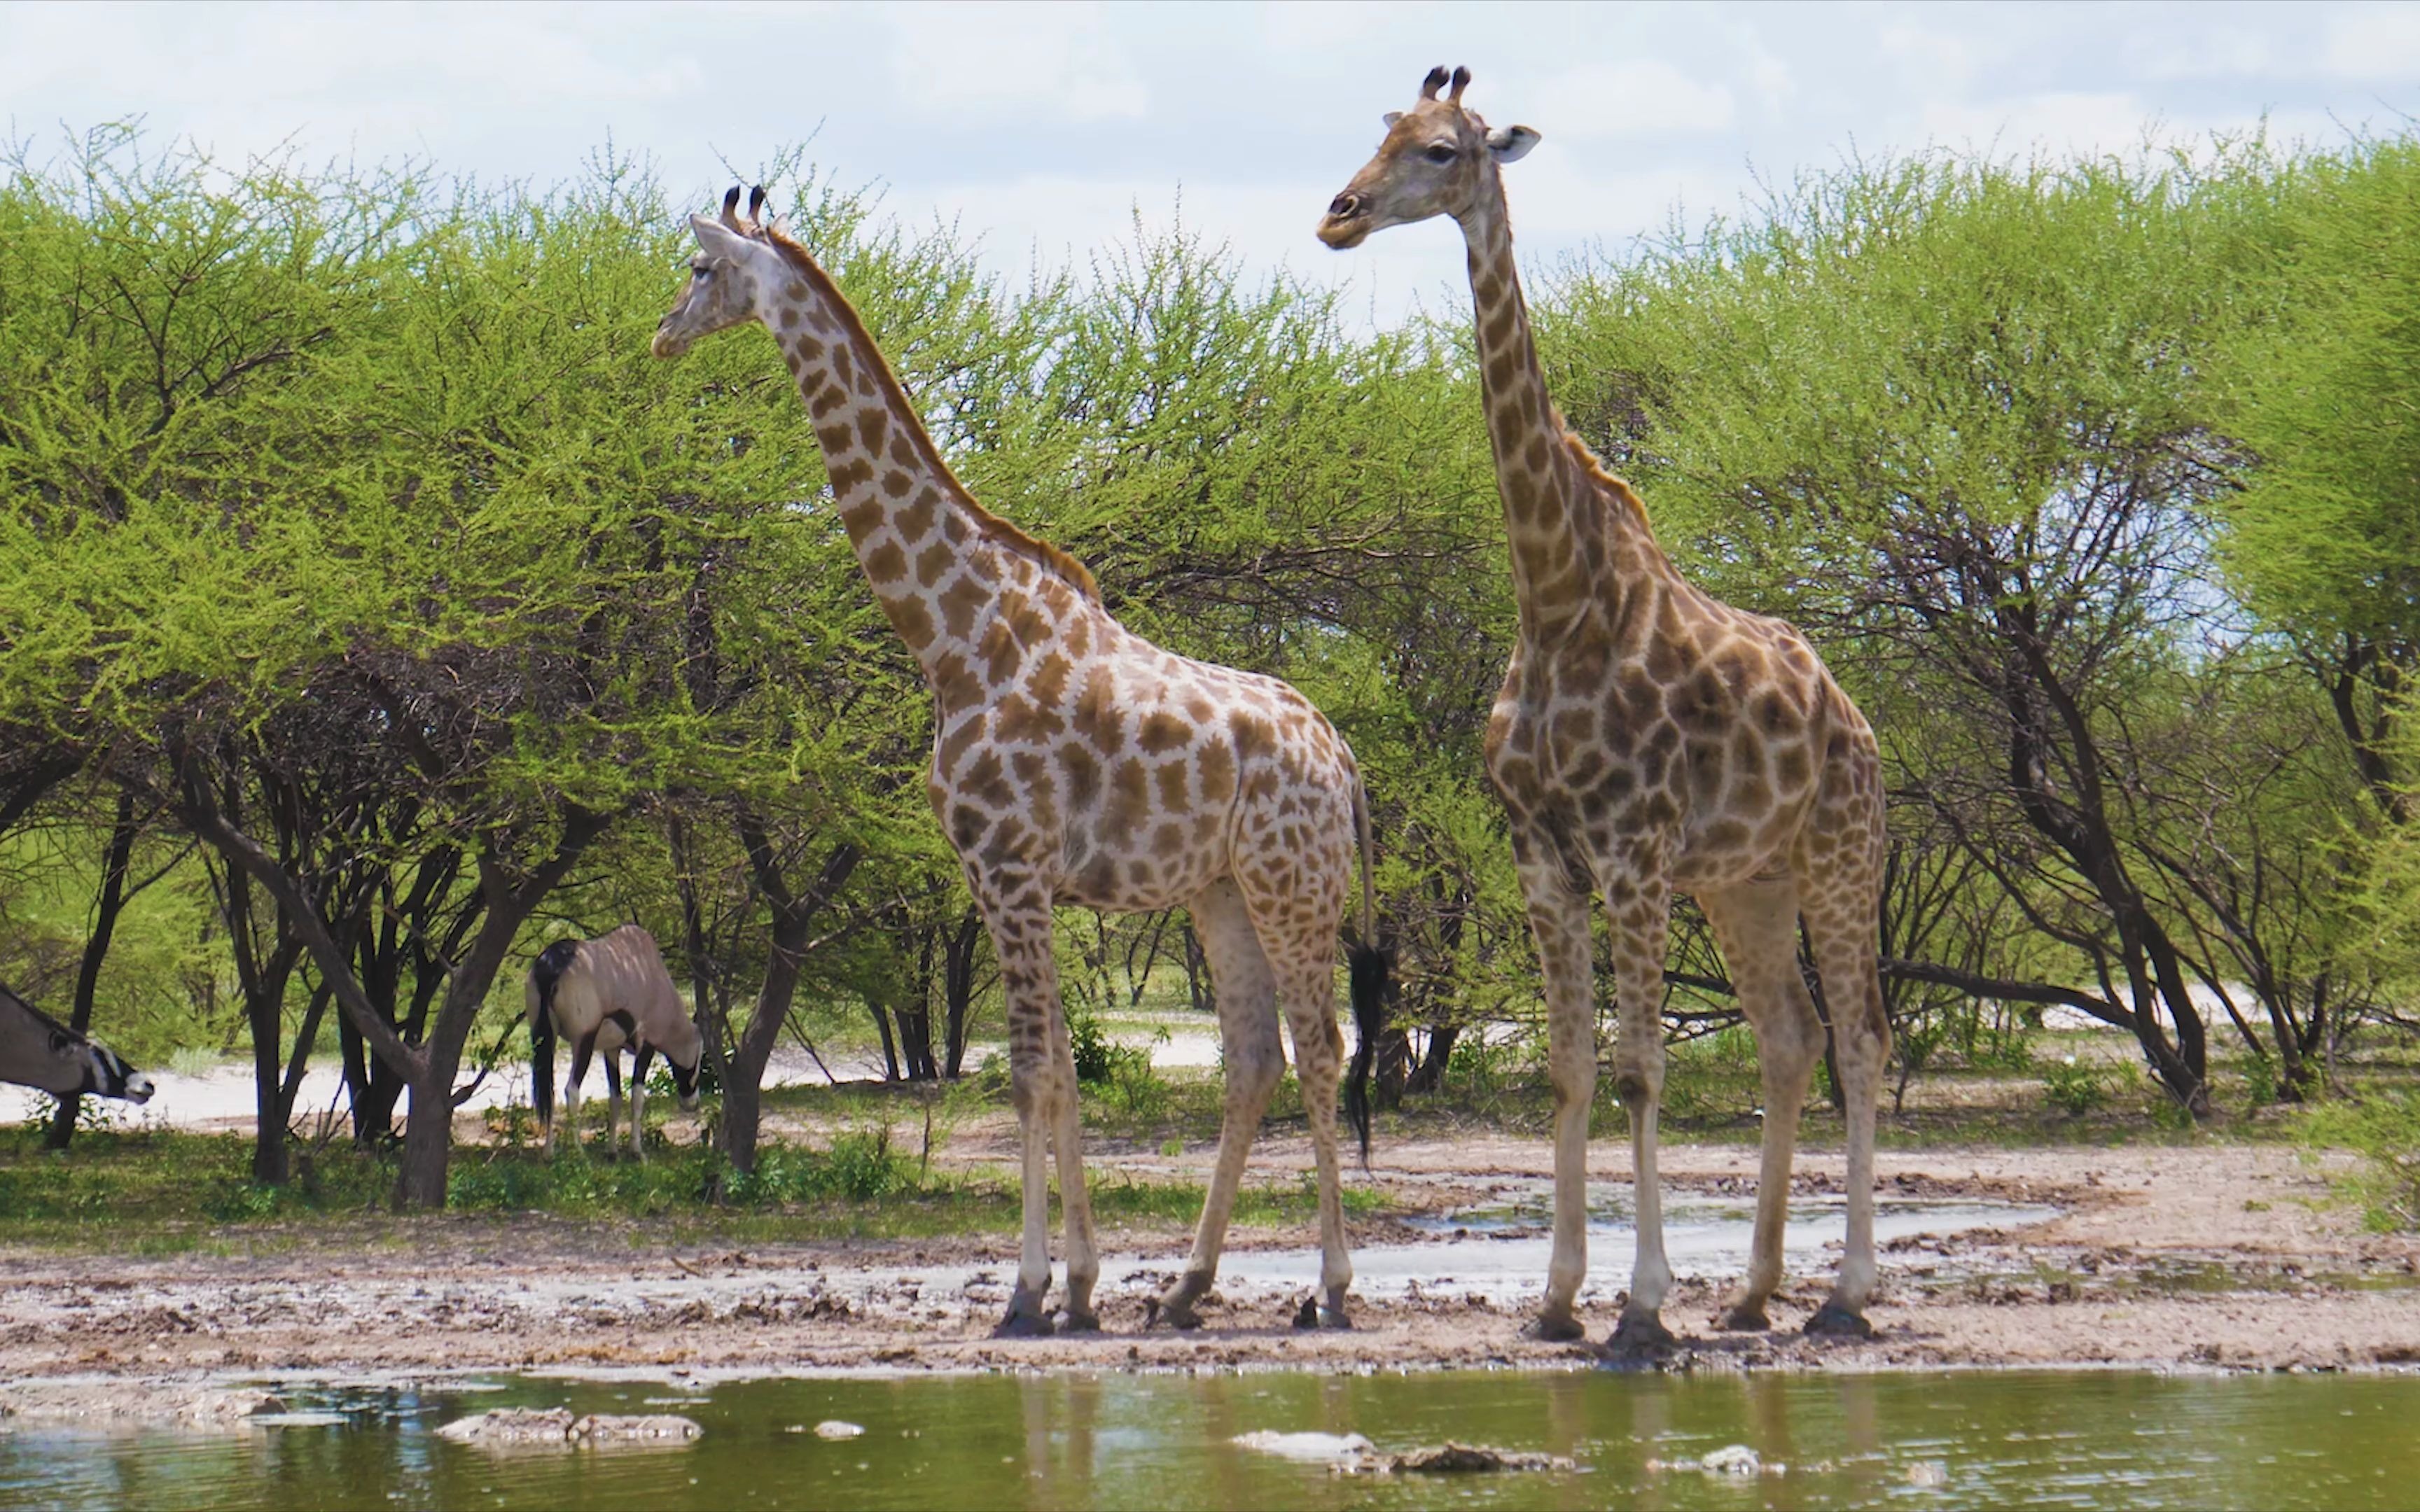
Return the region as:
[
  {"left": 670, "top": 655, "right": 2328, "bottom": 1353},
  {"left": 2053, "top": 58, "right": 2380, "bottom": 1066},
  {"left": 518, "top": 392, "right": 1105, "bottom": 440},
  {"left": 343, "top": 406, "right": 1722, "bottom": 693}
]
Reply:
[
  {"left": 756, "top": 225, "right": 1103, "bottom": 606},
  {"left": 1562, "top": 431, "right": 1652, "bottom": 526}
]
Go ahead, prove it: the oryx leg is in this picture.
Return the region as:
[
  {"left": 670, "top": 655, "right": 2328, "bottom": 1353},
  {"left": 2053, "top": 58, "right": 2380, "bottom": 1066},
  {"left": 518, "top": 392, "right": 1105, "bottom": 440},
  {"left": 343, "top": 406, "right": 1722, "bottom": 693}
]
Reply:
[
  {"left": 630, "top": 1044, "right": 655, "bottom": 1162},
  {"left": 602, "top": 1052, "right": 622, "bottom": 1154},
  {"left": 564, "top": 1030, "right": 598, "bottom": 1151}
]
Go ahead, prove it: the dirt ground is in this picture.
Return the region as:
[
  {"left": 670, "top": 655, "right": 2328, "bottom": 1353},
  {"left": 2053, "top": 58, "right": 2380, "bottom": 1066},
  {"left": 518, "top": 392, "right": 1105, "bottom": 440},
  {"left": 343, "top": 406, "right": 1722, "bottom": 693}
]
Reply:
[{"left": 4, "top": 1135, "right": 2416, "bottom": 1391}]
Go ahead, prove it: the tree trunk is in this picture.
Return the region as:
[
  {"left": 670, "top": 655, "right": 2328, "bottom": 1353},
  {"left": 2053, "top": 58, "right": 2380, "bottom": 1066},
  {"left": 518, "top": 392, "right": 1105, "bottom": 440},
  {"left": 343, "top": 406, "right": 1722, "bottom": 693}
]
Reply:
[
  {"left": 46, "top": 791, "right": 139, "bottom": 1150},
  {"left": 722, "top": 830, "right": 861, "bottom": 1177},
  {"left": 870, "top": 1000, "right": 901, "bottom": 1082},
  {"left": 246, "top": 953, "right": 298, "bottom": 1185},
  {"left": 943, "top": 906, "right": 985, "bottom": 1077},
  {"left": 392, "top": 830, "right": 604, "bottom": 1209},
  {"left": 1405, "top": 1023, "right": 1458, "bottom": 1095}
]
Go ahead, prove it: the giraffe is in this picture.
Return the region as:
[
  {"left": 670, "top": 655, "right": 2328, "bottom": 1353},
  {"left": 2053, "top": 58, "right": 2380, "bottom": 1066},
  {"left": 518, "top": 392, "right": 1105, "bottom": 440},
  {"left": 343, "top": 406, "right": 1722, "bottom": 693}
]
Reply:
[
  {"left": 1317, "top": 67, "right": 1891, "bottom": 1350},
  {"left": 653, "top": 188, "right": 1389, "bottom": 1337}
]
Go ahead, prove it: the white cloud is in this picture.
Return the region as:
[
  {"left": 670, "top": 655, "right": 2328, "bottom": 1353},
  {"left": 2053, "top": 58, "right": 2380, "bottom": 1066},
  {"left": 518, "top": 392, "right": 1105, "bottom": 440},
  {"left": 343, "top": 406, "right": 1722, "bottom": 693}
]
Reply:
[
  {"left": 885, "top": 3, "right": 1146, "bottom": 122},
  {"left": 2321, "top": 4, "right": 2420, "bottom": 80},
  {"left": 1527, "top": 59, "right": 1736, "bottom": 140}
]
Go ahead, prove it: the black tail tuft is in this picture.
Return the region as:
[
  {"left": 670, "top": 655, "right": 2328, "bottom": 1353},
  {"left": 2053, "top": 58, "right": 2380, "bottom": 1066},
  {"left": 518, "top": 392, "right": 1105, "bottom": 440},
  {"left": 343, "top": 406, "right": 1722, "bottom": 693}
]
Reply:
[
  {"left": 529, "top": 940, "right": 577, "bottom": 1130},
  {"left": 1345, "top": 942, "right": 1390, "bottom": 1169},
  {"left": 530, "top": 1000, "right": 555, "bottom": 1129}
]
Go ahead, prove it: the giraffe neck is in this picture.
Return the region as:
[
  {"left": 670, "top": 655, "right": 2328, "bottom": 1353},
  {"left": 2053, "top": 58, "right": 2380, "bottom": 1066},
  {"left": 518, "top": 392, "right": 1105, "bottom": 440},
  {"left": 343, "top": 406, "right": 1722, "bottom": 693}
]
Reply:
[
  {"left": 1456, "top": 187, "right": 1625, "bottom": 643},
  {"left": 758, "top": 241, "right": 1095, "bottom": 683}
]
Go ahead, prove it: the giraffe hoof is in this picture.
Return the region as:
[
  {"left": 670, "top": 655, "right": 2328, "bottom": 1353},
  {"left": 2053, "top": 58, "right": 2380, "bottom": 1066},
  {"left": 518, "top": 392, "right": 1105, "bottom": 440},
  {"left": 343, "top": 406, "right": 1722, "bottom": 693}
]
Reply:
[
  {"left": 1802, "top": 1303, "right": 1874, "bottom": 1339},
  {"left": 1290, "top": 1297, "right": 1354, "bottom": 1331},
  {"left": 992, "top": 1309, "right": 1055, "bottom": 1339},
  {"left": 1521, "top": 1312, "right": 1587, "bottom": 1344},
  {"left": 1603, "top": 1309, "right": 1678, "bottom": 1357},
  {"left": 1056, "top": 1308, "right": 1101, "bottom": 1335},
  {"left": 1716, "top": 1303, "right": 1772, "bottom": 1332},
  {"left": 1145, "top": 1298, "right": 1203, "bottom": 1332}
]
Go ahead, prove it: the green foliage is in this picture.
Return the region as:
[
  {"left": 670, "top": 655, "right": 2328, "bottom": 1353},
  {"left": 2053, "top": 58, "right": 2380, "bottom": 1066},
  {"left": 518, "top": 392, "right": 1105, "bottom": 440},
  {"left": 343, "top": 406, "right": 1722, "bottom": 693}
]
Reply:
[
  {"left": 2041, "top": 1055, "right": 2120, "bottom": 1117},
  {"left": 4, "top": 115, "right": 2420, "bottom": 1159},
  {"left": 2299, "top": 1092, "right": 2420, "bottom": 1232}
]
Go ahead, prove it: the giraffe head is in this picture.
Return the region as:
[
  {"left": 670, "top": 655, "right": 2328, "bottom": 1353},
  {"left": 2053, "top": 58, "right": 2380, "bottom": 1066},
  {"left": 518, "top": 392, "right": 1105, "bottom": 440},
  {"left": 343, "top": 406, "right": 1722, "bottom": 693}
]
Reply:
[
  {"left": 651, "top": 186, "right": 786, "bottom": 359},
  {"left": 1316, "top": 66, "right": 1538, "bottom": 249}
]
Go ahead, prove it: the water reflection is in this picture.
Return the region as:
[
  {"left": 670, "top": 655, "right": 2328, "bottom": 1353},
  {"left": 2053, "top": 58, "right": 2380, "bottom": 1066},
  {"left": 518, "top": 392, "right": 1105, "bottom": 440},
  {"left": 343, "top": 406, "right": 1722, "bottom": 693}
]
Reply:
[{"left": 1, "top": 1368, "right": 2415, "bottom": 1511}]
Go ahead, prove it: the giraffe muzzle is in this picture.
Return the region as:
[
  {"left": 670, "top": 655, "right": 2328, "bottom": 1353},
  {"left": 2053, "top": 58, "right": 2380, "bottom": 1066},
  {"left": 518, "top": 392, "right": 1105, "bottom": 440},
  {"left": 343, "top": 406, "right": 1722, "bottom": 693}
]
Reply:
[
  {"left": 650, "top": 326, "right": 689, "bottom": 360},
  {"left": 1316, "top": 194, "right": 1371, "bottom": 250}
]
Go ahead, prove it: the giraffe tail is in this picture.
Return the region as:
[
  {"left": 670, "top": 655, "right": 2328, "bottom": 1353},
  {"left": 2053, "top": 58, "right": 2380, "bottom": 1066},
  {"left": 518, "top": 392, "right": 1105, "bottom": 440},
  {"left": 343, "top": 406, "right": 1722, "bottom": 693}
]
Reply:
[{"left": 1344, "top": 774, "right": 1389, "bottom": 1169}]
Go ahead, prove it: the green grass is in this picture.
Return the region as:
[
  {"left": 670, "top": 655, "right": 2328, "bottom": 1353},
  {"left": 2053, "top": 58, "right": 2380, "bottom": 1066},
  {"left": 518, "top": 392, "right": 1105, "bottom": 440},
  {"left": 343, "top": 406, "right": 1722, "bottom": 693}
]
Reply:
[{"left": 0, "top": 1114, "right": 1392, "bottom": 1256}]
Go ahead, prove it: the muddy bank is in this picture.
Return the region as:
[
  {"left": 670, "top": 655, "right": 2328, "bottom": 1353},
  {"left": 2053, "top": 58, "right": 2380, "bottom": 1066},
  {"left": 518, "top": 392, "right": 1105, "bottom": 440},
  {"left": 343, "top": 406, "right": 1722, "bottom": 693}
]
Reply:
[{"left": 2, "top": 1140, "right": 2414, "bottom": 1385}]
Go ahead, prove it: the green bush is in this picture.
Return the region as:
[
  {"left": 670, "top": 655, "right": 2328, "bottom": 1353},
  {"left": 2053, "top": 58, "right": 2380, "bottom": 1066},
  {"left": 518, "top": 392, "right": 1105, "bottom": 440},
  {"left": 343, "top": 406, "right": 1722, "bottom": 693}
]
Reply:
[
  {"left": 2300, "top": 1093, "right": 2420, "bottom": 1232},
  {"left": 2041, "top": 1056, "right": 2117, "bottom": 1116}
]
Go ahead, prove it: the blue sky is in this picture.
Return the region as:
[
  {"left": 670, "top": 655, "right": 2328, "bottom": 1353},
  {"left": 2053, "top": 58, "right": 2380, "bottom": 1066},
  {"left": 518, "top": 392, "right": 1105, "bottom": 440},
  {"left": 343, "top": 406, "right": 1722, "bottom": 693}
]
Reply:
[{"left": 5, "top": 1, "right": 2416, "bottom": 325}]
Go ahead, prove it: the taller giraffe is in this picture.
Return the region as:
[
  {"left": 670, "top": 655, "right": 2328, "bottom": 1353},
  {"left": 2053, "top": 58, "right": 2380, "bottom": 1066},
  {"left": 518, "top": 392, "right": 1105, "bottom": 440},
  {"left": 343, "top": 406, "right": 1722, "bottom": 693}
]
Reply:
[
  {"left": 654, "top": 189, "right": 1387, "bottom": 1336},
  {"left": 1319, "top": 69, "right": 1891, "bottom": 1349}
]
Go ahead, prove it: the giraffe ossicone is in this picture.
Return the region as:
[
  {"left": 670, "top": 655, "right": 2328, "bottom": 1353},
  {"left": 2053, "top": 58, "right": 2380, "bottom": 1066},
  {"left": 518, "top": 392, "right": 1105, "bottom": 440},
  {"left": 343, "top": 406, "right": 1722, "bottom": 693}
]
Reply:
[
  {"left": 1321, "top": 69, "right": 1893, "bottom": 1352},
  {"left": 654, "top": 187, "right": 1389, "bottom": 1337}
]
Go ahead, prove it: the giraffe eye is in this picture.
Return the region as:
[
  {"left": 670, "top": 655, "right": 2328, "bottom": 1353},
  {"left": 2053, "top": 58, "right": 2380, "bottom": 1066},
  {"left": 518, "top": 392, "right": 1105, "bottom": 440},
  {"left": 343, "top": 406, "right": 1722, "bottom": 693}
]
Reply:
[{"left": 1424, "top": 142, "right": 1457, "bottom": 164}]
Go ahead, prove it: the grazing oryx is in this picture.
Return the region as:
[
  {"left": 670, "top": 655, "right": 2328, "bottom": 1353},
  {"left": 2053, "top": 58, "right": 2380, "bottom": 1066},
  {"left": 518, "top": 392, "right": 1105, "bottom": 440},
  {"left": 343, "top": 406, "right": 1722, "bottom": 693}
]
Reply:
[
  {"left": 1, "top": 984, "right": 154, "bottom": 1104},
  {"left": 527, "top": 925, "right": 703, "bottom": 1159}
]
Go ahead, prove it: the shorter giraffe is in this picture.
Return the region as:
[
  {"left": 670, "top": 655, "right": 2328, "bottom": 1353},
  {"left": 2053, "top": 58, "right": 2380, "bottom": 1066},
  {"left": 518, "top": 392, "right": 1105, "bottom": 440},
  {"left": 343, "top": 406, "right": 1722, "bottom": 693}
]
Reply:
[
  {"left": 654, "top": 188, "right": 1389, "bottom": 1336},
  {"left": 1319, "top": 69, "right": 1892, "bottom": 1350}
]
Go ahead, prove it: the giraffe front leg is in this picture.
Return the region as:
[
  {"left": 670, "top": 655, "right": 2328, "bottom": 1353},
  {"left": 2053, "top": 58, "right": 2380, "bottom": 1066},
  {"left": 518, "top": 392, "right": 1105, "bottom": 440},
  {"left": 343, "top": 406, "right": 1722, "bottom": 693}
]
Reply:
[
  {"left": 986, "top": 894, "right": 1062, "bottom": 1339},
  {"left": 1151, "top": 881, "right": 1283, "bottom": 1332},
  {"left": 1604, "top": 867, "right": 1678, "bottom": 1357},
  {"left": 1511, "top": 830, "right": 1598, "bottom": 1344}
]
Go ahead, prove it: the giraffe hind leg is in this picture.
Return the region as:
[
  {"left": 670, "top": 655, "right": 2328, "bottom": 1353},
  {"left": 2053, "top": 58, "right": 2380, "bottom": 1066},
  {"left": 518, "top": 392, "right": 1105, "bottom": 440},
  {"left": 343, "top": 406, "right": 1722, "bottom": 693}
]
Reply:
[
  {"left": 1236, "top": 836, "right": 1358, "bottom": 1332},
  {"left": 1799, "top": 832, "right": 1890, "bottom": 1338},
  {"left": 1697, "top": 874, "right": 1824, "bottom": 1332},
  {"left": 1150, "top": 880, "right": 1283, "bottom": 1331}
]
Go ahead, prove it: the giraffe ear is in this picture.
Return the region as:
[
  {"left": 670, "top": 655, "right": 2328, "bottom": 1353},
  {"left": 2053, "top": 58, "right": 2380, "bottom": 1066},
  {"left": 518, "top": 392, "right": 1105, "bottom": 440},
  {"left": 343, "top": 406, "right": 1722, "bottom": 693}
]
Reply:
[
  {"left": 1381, "top": 111, "right": 1403, "bottom": 130},
  {"left": 688, "top": 214, "right": 751, "bottom": 256},
  {"left": 1486, "top": 125, "right": 1541, "bottom": 164}
]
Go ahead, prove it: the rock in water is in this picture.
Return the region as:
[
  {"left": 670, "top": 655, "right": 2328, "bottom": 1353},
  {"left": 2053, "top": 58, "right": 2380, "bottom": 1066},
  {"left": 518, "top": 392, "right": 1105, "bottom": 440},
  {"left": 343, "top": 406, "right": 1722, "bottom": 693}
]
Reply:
[
  {"left": 1701, "top": 1444, "right": 1762, "bottom": 1476},
  {"left": 813, "top": 1420, "right": 866, "bottom": 1440},
  {"left": 573, "top": 1414, "right": 702, "bottom": 1443},
  {"left": 1333, "top": 1441, "right": 1578, "bottom": 1476},
  {"left": 436, "top": 1408, "right": 577, "bottom": 1444},
  {"left": 1909, "top": 1460, "right": 1952, "bottom": 1488},
  {"left": 436, "top": 1407, "right": 702, "bottom": 1446}
]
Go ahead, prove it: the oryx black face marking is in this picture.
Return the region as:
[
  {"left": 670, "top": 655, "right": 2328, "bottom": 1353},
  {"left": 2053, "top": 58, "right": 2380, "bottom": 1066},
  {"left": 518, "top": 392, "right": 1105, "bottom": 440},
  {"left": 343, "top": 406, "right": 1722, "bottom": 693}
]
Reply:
[{"left": 0, "top": 984, "right": 154, "bottom": 1102}]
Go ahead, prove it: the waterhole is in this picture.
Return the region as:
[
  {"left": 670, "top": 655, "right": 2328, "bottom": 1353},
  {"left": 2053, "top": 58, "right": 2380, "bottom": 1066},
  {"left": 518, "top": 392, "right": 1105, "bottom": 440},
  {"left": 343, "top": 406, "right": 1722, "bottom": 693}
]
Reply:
[{"left": 4, "top": 1368, "right": 2414, "bottom": 1510}]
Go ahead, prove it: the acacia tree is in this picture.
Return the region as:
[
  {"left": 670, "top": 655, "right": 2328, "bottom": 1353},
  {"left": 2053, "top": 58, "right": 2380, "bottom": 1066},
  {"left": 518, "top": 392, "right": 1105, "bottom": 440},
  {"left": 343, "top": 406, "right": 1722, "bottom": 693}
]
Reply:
[{"left": 1535, "top": 155, "right": 2286, "bottom": 1114}]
